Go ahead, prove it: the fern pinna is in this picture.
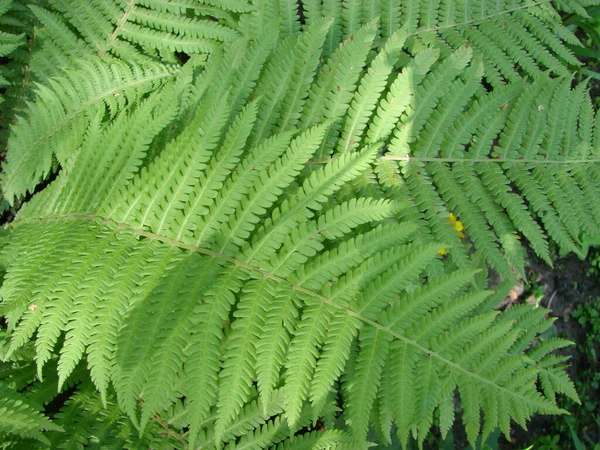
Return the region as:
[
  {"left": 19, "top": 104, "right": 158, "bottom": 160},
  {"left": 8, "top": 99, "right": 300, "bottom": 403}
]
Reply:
[{"left": 0, "top": 0, "right": 599, "bottom": 448}]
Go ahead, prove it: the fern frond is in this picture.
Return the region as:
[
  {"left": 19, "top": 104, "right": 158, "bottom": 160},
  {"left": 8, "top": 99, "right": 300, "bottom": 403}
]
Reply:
[
  {"left": 302, "top": 20, "right": 378, "bottom": 157},
  {"left": 269, "top": 197, "right": 398, "bottom": 277},
  {"left": 345, "top": 326, "right": 391, "bottom": 439},
  {"left": 0, "top": 381, "right": 62, "bottom": 446},
  {"left": 214, "top": 277, "right": 274, "bottom": 437},
  {"left": 168, "top": 99, "right": 259, "bottom": 238},
  {"left": 310, "top": 312, "right": 361, "bottom": 412},
  {"left": 0, "top": 0, "right": 31, "bottom": 146},
  {"left": 366, "top": 46, "right": 438, "bottom": 144},
  {"left": 188, "top": 131, "right": 296, "bottom": 247},
  {"left": 0, "top": 30, "right": 23, "bottom": 60},
  {"left": 283, "top": 295, "right": 336, "bottom": 427},
  {"left": 112, "top": 247, "right": 192, "bottom": 423},
  {"left": 273, "top": 429, "right": 362, "bottom": 450},
  {"left": 215, "top": 123, "right": 329, "bottom": 256},
  {"left": 255, "top": 283, "right": 296, "bottom": 410},
  {"left": 337, "top": 27, "right": 407, "bottom": 154},
  {"left": 228, "top": 29, "right": 279, "bottom": 115},
  {"left": 390, "top": 45, "right": 473, "bottom": 158},
  {"left": 185, "top": 267, "right": 247, "bottom": 447},
  {"left": 248, "top": 20, "right": 331, "bottom": 146},
  {"left": 2, "top": 57, "right": 176, "bottom": 203},
  {"left": 33, "top": 0, "right": 244, "bottom": 64},
  {"left": 113, "top": 92, "right": 230, "bottom": 229},
  {"left": 242, "top": 145, "right": 378, "bottom": 265},
  {"left": 0, "top": 0, "right": 25, "bottom": 92},
  {"left": 380, "top": 53, "right": 600, "bottom": 274},
  {"left": 27, "top": 4, "right": 99, "bottom": 81},
  {"left": 283, "top": 0, "right": 584, "bottom": 87},
  {"left": 45, "top": 381, "right": 173, "bottom": 448},
  {"left": 18, "top": 86, "right": 182, "bottom": 220}
]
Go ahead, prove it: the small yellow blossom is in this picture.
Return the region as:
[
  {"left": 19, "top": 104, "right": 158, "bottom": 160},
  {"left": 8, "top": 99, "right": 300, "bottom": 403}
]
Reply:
[
  {"left": 447, "top": 213, "right": 465, "bottom": 238},
  {"left": 437, "top": 213, "right": 466, "bottom": 257}
]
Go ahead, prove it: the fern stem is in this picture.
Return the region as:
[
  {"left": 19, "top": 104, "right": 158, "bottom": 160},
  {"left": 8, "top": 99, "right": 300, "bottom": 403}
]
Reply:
[
  {"left": 151, "top": 413, "right": 188, "bottom": 447},
  {"left": 380, "top": 156, "right": 600, "bottom": 164},
  {"left": 309, "top": 155, "right": 600, "bottom": 164},
  {"left": 97, "top": 0, "right": 136, "bottom": 57}
]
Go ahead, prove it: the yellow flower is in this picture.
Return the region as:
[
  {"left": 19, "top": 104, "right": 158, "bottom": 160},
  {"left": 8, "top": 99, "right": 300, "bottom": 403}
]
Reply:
[
  {"left": 447, "top": 212, "right": 465, "bottom": 239},
  {"left": 437, "top": 248, "right": 447, "bottom": 256}
]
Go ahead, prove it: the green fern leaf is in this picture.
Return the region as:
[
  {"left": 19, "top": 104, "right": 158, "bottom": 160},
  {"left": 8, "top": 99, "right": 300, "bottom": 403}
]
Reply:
[
  {"left": 185, "top": 267, "right": 247, "bottom": 448},
  {"left": 345, "top": 327, "right": 391, "bottom": 440},
  {"left": 1, "top": 5, "right": 598, "bottom": 447},
  {"left": 337, "top": 27, "right": 407, "bottom": 154},
  {"left": 214, "top": 277, "right": 278, "bottom": 439},
  {"left": 0, "top": 381, "right": 62, "bottom": 445},
  {"left": 37, "top": 0, "right": 243, "bottom": 60},
  {"left": 2, "top": 58, "right": 175, "bottom": 203},
  {"left": 165, "top": 99, "right": 259, "bottom": 237},
  {"left": 283, "top": 295, "right": 336, "bottom": 428},
  {"left": 113, "top": 246, "right": 190, "bottom": 423},
  {"left": 215, "top": 123, "right": 329, "bottom": 256},
  {"left": 189, "top": 131, "right": 296, "bottom": 247}
]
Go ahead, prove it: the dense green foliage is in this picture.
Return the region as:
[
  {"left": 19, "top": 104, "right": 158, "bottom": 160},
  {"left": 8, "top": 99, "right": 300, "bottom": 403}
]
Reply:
[{"left": 1, "top": 0, "right": 599, "bottom": 448}]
